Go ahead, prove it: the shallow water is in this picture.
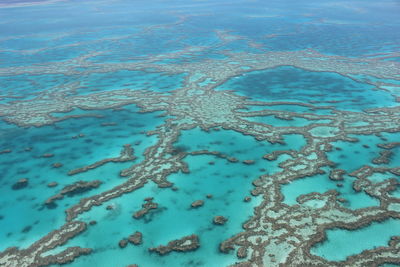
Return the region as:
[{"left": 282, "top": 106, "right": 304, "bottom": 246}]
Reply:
[
  {"left": 0, "top": 0, "right": 399, "bottom": 266},
  {"left": 216, "top": 66, "right": 398, "bottom": 111},
  {"left": 311, "top": 218, "right": 400, "bottom": 261},
  {"left": 0, "top": 106, "right": 164, "bottom": 250}
]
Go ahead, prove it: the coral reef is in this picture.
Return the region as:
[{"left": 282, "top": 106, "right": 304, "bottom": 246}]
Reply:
[
  {"left": 0, "top": 10, "right": 399, "bottom": 266},
  {"left": 45, "top": 180, "right": 102, "bottom": 208},
  {"left": 191, "top": 200, "right": 204, "bottom": 208},
  {"left": 0, "top": 222, "right": 91, "bottom": 267},
  {"left": 148, "top": 235, "right": 200, "bottom": 255},
  {"left": 213, "top": 216, "right": 228, "bottom": 225},
  {"left": 132, "top": 198, "right": 159, "bottom": 219},
  {"left": 12, "top": 178, "right": 28, "bottom": 190},
  {"left": 68, "top": 144, "right": 135, "bottom": 176},
  {"left": 128, "top": 231, "right": 143, "bottom": 246}
]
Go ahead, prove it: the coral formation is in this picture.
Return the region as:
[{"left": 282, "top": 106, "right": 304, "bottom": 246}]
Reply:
[{"left": 148, "top": 235, "right": 200, "bottom": 255}]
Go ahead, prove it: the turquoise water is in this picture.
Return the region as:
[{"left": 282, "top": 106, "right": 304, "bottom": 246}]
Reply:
[
  {"left": 328, "top": 133, "right": 400, "bottom": 172},
  {"left": 0, "top": 0, "right": 400, "bottom": 266},
  {"left": 175, "top": 127, "right": 306, "bottom": 160},
  {"left": 216, "top": 66, "right": 398, "bottom": 111},
  {"left": 55, "top": 128, "right": 304, "bottom": 266},
  {"left": 76, "top": 70, "right": 186, "bottom": 95},
  {"left": 281, "top": 170, "right": 379, "bottom": 210},
  {"left": 0, "top": 73, "right": 73, "bottom": 102},
  {"left": 311, "top": 218, "right": 400, "bottom": 261},
  {"left": 52, "top": 154, "right": 263, "bottom": 267},
  {"left": 240, "top": 104, "right": 335, "bottom": 116},
  {"left": 244, "top": 115, "right": 331, "bottom": 127},
  {"left": 0, "top": 106, "right": 165, "bottom": 250}
]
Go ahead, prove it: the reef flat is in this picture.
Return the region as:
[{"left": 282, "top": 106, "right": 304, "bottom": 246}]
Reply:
[{"left": 0, "top": 0, "right": 399, "bottom": 266}]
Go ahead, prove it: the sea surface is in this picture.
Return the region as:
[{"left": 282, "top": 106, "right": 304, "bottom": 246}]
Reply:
[{"left": 0, "top": 0, "right": 399, "bottom": 266}]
